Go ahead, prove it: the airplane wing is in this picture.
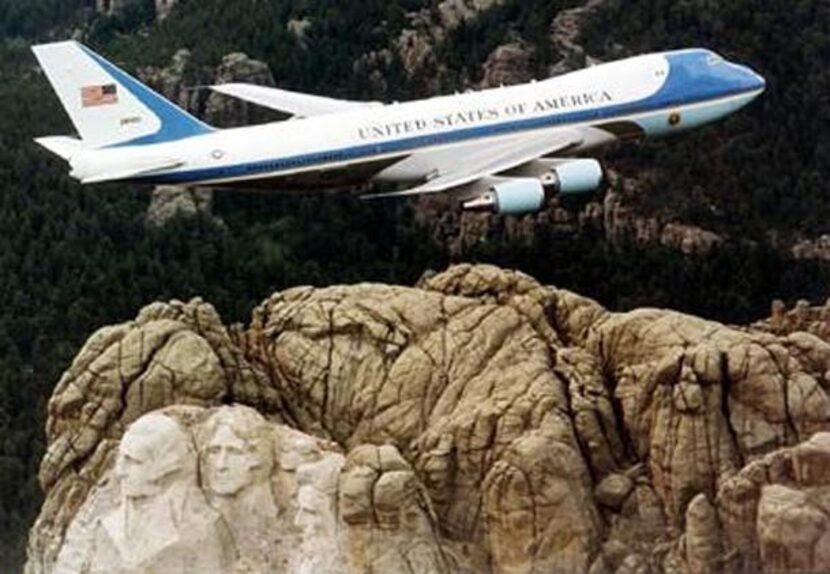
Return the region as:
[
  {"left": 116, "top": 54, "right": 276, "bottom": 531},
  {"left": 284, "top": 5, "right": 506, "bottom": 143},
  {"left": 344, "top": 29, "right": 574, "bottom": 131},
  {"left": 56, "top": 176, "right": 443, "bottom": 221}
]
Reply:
[
  {"left": 209, "top": 83, "right": 381, "bottom": 117},
  {"left": 366, "top": 128, "right": 584, "bottom": 198}
]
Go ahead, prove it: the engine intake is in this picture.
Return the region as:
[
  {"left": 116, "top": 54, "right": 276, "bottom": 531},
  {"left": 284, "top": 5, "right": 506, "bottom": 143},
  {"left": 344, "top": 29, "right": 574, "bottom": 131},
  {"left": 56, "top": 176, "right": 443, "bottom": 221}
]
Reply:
[
  {"left": 462, "top": 178, "right": 545, "bottom": 215},
  {"left": 549, "top": 159, "right": 604, "bottom": 196}
]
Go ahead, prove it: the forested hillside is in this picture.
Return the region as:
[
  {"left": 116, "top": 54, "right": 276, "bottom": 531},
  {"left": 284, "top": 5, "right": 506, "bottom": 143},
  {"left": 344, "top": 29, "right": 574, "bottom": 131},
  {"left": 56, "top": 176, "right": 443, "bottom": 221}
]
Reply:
[{"left": 0, "top": 0, "right": 828, "bottom": 570}]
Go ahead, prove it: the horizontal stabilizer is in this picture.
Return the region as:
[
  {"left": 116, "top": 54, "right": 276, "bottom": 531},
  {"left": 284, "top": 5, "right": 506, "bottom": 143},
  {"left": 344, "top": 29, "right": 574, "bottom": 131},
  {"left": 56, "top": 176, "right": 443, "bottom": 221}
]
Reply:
[
  {"left": 80, "top": 157, "right": 185, "bottom": 184},
  {"left": 210, "top": 83, "right": 381, "bottom": 117},
  {"left": 35, "top": 136, "right": 85, "bottom": 160}
]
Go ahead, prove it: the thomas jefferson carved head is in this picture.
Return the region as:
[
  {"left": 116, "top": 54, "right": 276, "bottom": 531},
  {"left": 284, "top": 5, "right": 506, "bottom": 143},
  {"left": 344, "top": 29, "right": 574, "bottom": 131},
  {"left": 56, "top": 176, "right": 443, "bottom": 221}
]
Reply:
[{"left": 198, "top": 406, "right": 275, "bottom": 497}]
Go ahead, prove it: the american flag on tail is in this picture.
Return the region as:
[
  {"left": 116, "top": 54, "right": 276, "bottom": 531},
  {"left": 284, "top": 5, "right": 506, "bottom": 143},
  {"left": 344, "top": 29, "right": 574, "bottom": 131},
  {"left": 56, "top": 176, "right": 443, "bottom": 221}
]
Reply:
[{"left": 81, "top": 83, "right": 118, "bottom": 107}]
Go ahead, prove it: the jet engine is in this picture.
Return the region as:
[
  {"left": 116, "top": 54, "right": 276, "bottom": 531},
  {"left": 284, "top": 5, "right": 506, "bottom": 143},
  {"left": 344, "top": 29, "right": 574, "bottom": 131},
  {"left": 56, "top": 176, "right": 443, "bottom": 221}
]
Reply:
[
  {"left": 462, "top": 159, "right": 604, "bottom": 215},
  {"left": 547, "top": 159, "right": 604, "bottom": 196},
  {"left": 462, "top": 178, "right": 545, "bottom": 215}
]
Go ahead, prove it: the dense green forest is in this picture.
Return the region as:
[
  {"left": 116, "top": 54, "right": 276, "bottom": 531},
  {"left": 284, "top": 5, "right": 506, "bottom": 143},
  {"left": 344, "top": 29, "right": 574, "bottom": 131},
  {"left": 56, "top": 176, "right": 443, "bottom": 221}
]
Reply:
[{"left": 0, "top": 0, "right": 828, "bottom": 569}]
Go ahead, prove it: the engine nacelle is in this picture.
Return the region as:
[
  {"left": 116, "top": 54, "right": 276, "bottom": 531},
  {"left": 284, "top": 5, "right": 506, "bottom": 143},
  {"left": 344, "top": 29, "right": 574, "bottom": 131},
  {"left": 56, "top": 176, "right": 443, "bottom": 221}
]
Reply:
[
  {"left": 549, "top": 159, "right": 604, "bottom": 196},
  {"left": 461, "top": 160, "right": 604, "bottom": 215},
  {"left": 462, "top": 178, "right": 545, "bottom": 215}
]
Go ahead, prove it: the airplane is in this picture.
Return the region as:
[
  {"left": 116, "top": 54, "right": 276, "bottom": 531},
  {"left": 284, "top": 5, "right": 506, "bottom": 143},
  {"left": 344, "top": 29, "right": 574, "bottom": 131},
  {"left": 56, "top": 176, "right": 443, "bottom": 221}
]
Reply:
[{"left": 31, "top": 41, "right": 765, "bottom": 215}]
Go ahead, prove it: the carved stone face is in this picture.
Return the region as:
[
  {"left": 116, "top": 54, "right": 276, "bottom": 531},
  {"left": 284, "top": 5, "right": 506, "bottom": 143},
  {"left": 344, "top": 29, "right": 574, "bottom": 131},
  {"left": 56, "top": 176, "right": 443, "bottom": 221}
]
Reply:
[
  {"left": 295, "top": 485, "right": 330, "bottom": 537},
  {"left": 204, "top": 424, "right": 262, "bottom": 496},
  {"left": 116, "top": 414, "right": 192, "bottom": 499}
]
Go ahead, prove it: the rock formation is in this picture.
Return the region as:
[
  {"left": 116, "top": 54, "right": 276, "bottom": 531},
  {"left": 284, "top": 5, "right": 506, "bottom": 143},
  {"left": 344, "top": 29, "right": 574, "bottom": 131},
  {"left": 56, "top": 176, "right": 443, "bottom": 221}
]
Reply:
[
  {"left": 479, "top": 41, "right": 536, "bottom": 88},
  {"left": 26, "top": 265, "right": 830, "bottom": 573},
  {"left": 548, "top": 0, "right": 610, "bottom": 75},
  {"left": 95, "top": 0, "right": 178, "bottom": 21},
  {"left": 418, "top": 176, "right": 726, "bottom": 259},
  {"left": 792, "top": 235, "right": 830, "bottom": 262},
  {"left": 754, "top": 298, "right": 830, "bottom": 343},
  {"left": 145, "top": 185, "right": 214, "bottom": 227},
  {"left": 354, "top": 0, "right": 507, "bottom": 93},
  {"left": 139, "top": 49, "right": 276, "bottom": 128},
  {"left": 154, "top": 0, "right": 176, "bottom": 20},
  {"left": 204, "top": 52, "right": 276, "bottom": 128},
  {"left": 138, "top": 49, "right": 205, "bottom": 117},
  {"left": 602, "top": 186, "right": 725, "bottom": 254},
  {"left": 94, "top": 0, "right": 130, "bottom": 17}
]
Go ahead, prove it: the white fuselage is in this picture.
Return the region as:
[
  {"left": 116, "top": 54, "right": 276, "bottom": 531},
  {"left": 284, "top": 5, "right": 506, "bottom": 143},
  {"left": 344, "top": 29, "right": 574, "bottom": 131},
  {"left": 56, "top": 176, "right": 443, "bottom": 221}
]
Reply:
[{"left": 68, "top": 49, "right": 765, "bottom": 189}]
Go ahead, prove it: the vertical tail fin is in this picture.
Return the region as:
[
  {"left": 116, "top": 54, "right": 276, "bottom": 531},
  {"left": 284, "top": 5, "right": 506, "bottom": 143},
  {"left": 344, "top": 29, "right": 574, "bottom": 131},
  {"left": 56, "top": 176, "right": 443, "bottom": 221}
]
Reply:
[{"left": 32, "top": 41, "right": 213, "bottom": 148}]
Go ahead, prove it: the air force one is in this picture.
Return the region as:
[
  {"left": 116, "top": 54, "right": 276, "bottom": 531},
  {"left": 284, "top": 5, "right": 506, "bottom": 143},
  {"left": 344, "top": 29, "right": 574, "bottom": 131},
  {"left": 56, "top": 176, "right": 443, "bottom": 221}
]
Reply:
[{"left": 32, "top": 41, "right": 765, "bottom": 215}]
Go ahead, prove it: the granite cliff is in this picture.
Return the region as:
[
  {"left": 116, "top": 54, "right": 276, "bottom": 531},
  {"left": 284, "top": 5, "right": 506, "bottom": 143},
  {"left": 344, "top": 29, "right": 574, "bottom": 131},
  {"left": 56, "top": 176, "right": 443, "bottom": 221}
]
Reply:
[{"left": 25, "top": 265, "right": 830, "bottom": 573}]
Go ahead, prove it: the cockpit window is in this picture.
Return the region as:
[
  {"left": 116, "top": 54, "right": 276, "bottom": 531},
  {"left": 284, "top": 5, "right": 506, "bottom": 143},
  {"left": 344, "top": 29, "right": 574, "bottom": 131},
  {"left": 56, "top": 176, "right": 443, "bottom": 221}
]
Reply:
[{"left": 707, "top": 53, "right": 725, "bottom": 66}]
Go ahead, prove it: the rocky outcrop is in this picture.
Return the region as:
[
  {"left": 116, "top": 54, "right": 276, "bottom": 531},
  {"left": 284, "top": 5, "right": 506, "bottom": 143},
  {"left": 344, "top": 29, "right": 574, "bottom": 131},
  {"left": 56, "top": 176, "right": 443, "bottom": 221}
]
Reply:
[
  {"left": 419, "top": 183, "right": 725, "bottom": 258},
  {"left": 205, "top": 52, "right": 276, "bottom": 127},
  {"left": 479, "top": 41, "right": 536, "bottom": 88},
  {"left": 138, "top": 49, "right": 204, "bottom": 113},
  {"left": 355, "top": 0, "right": 507, "bottom": 92},
  {"left": 139, "top": 49, "right": 275, "bottom": 127},
  {"left": 603, "top": 187, "right": 725, "bottom": 254},
  {"left": 95, "top": 0, "right": 131, "bottom": 17},
  {"left": 754, "top": 298, "right": 830, "bottom": 342},
  {"left": 95, "top": 0, "right": 178, "bottom": 21},
  {"left": 26, "top": 265, "right": 830, "bottom": 573},
  {"left": 792, "top": 235, "right": 830, "bottom": 261},
  {"left": 548, "top": 0, "right": 614, "bottom": 75},
  {"left": 154, "top": 0, "right": 176, "bottom": 20},
  {"left": 145, "top": 185, "right": 215, "bottom": 227},
  {"left": 717, "top": 432, "right": 830, "bottom": 572},
  {"left": 435, "top": 0, "right": 505, "bottom": 31},
  {"left": 286, "top": 18, "right": 312, "bottom": 49},
  {"left": 27, "top": 297, "right": 280, "bottom": 571}
]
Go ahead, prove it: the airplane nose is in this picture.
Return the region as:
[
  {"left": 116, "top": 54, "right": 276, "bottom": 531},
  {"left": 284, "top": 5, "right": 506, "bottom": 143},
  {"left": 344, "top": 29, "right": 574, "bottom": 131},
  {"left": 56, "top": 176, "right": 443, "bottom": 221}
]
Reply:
[
  {"left": 737, "top": 64, "right": 766, "bottom": 93},
  {"left": 748, "top": 68, "right": 766, "bottom": 93}
]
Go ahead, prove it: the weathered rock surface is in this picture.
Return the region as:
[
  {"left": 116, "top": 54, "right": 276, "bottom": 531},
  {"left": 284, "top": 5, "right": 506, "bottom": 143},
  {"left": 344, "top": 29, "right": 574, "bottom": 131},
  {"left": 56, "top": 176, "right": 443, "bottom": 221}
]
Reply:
[
  {"left": 355, "top": 0, "right": 507, "bottom": 92},
  {"left": 717, "top": 432, "right": 830, "bottom": 572},
  {"left": 792, "top": 234, "right": 830, "bottom": 261},
  {"left": 138, "top": 49, "right": 204, "bottom": 113},
  {"left": 95, "top": 0, "right": 179, "bottom": 21},
  {"left": 145, "top": 185, "right": 215, "bottom": 227},
  {"left": 27, "top": 298, "right": 280, "bottom": 572},
  {"left": 603, "top": 185, "right": 725, "bottom": 254},
  {"left": 419, "top": 180, "right": 726, "bottom": 259},
  {"left": 205, "top": 52, "right": 276, "bottom": 127},
  {"left": 548, "top": 0, "right": 610, "bottom": 75},
  {"left": 26, "top": 265, "right": 830, "bottom": 573},
  {"left": 139, "top": 49, "right": 276, "bottom": 128},
  {"left": 154, "top": 0, "right": 177, "bottom": 20},
  {"left": 754, "top": 298, "right": 830, "bottom": 343},
  {"left": 479, "top": 41, "right": 536, "bottom": 88}
]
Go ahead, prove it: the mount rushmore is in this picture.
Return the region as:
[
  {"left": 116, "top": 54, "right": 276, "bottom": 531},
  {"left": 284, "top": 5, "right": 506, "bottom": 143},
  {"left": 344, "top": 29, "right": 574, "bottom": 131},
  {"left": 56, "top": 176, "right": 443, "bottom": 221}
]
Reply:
[{"left": 23, "top": 264, "right": 830, "bottom": 573}]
